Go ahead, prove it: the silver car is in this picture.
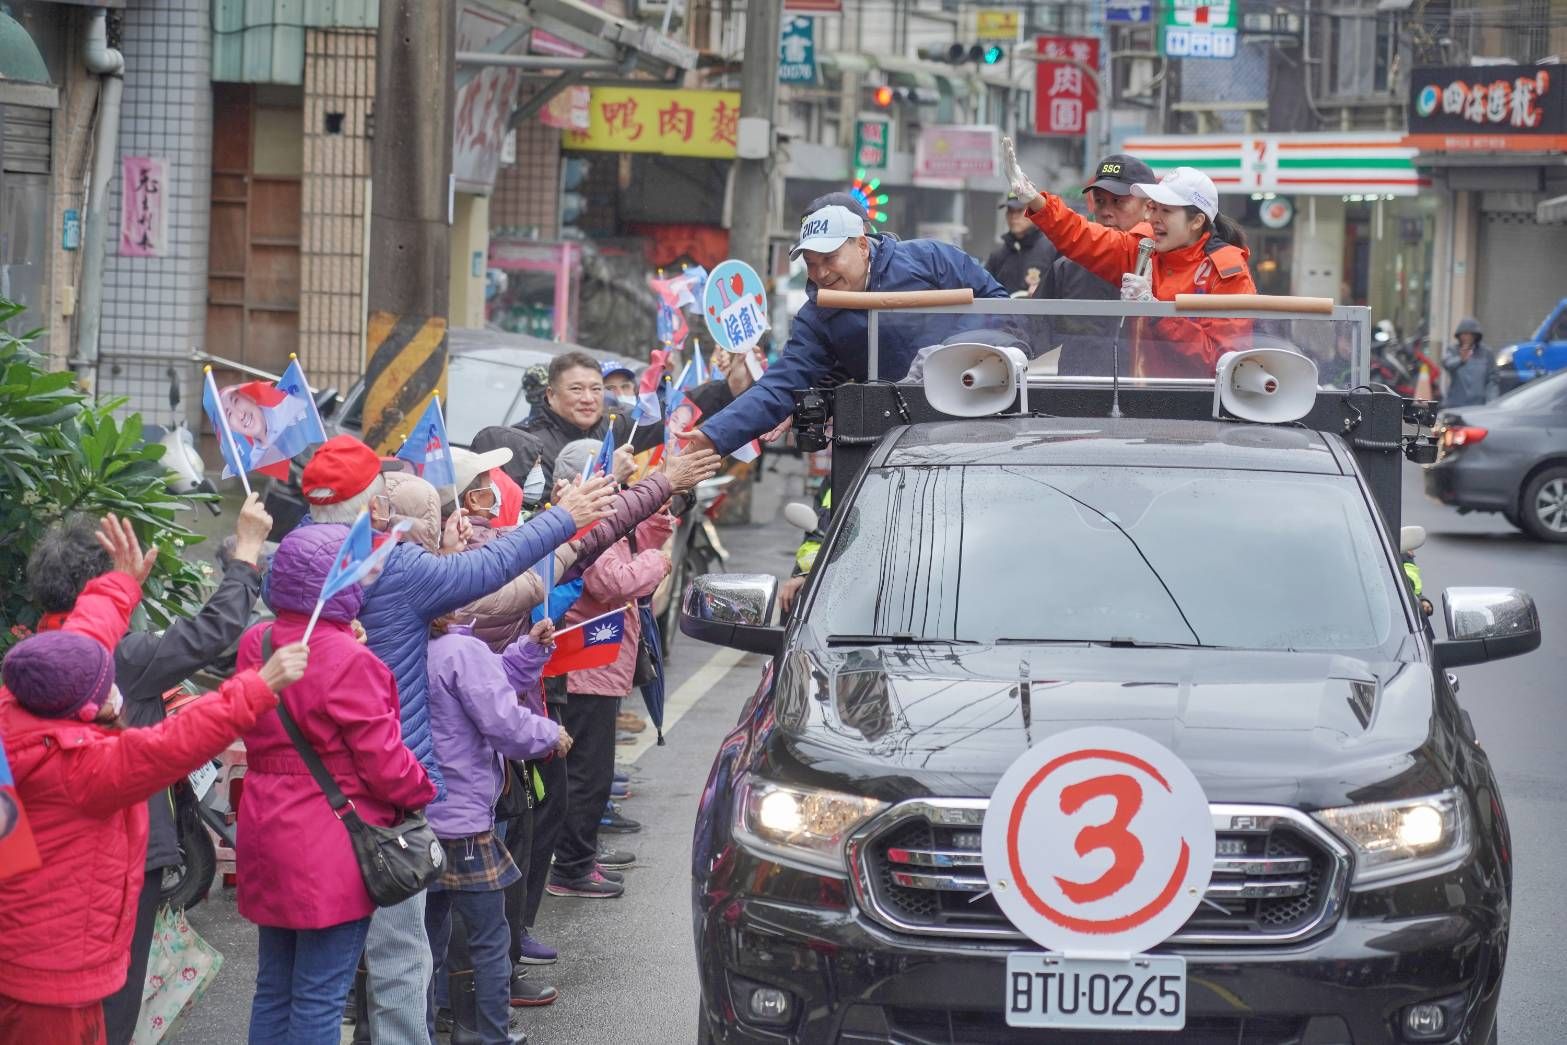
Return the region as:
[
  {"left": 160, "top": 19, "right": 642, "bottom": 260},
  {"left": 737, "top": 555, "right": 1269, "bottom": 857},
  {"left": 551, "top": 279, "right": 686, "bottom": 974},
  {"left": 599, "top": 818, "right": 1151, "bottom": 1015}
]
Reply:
[{"left": 1424, "top": 369, "right": 1567, "bottom": 541}]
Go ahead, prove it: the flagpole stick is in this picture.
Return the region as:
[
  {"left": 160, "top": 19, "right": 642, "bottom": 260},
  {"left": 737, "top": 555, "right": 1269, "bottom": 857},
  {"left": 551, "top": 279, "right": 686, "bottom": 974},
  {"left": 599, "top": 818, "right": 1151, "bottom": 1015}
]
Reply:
[{"left": 301, "top": 598, "right": 326, "bottom": 645}]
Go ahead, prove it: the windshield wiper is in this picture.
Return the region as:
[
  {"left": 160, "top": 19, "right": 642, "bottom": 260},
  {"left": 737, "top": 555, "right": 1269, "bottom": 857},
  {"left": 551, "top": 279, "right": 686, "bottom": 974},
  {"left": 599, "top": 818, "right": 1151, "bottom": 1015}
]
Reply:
[
  {"left": 824, "top": 634, "right": 978, "bottom": 647},
  {"left": 995, "top": 638, "right": 1224, "bottom": 650}
]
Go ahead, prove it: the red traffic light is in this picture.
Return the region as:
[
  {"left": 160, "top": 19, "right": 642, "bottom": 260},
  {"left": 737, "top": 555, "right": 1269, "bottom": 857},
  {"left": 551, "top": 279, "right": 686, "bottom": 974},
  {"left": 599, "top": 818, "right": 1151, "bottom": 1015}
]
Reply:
[{"left": 873, "top": 85, "right": 895, "bottom": 108}]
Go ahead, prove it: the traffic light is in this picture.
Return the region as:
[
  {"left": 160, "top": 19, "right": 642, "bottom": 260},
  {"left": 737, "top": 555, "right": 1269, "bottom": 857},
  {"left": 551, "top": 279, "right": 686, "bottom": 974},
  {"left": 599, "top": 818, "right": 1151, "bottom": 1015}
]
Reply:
[
  {"left": 868, "top": 84, "right": 933, "bottom": 108},
  {"left": 918, "top": 43, "right": 1005, "bottom": 65},
  {"left": 873, "top": 85, "right": 895, "bottom": 108}
]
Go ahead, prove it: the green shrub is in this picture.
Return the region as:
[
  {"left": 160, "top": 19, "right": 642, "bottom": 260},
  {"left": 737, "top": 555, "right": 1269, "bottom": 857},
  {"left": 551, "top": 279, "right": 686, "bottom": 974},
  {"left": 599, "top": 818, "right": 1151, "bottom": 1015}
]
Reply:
[{"left": 0, "top": 299, "right": 213, "bottom": 653}]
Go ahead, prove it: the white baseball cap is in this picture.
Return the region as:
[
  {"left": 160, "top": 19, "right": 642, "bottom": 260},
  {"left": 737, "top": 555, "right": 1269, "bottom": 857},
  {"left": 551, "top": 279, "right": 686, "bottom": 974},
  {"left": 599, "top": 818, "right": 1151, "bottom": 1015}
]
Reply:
[
  {"left": 791, "top": 205, "right": 865, "bottom": 260},
  {"left": 1133, "top": 166, "right": 1220, "bottom": 222},
  {"left": 451, "top": 445, "right": 512, "bottom": 498}
]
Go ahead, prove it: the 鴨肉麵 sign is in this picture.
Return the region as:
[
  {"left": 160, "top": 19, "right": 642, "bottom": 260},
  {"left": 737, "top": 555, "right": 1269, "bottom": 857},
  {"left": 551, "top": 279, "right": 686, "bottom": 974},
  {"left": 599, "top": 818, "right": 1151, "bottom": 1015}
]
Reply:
[
  {"left": 564, "top": 87, "right": 742, "bottom": 159},
  {"left": 1406, "top": 66, "right": 1566, "bottom": 152}
]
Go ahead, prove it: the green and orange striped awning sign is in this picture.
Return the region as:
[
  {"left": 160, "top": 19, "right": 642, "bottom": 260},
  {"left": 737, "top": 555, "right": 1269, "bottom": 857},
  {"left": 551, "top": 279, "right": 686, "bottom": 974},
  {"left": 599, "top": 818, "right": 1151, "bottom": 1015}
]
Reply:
[{"left": 1119, "top": 133, "right": 1428, "bottom": 196}]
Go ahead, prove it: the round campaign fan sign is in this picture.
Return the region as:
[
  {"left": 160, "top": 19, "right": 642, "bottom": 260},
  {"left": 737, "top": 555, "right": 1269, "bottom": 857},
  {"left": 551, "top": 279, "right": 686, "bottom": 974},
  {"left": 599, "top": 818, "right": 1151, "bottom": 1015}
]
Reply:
[
  {"left": 981, "top": 727, "right": 1215, "bottom": 957},
  {"left": 701, "top": 258, "right": 770, "bottom": 353}
]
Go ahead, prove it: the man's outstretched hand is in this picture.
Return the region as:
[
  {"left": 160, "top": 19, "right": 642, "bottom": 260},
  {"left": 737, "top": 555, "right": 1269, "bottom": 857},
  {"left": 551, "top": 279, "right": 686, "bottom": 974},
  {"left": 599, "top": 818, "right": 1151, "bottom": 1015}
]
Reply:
[
  {"left": 671, "top": 428, "right": 716, "bottom": 457},
  {"left": 96, "top": 514, "right": 158, "bottom": 585}
]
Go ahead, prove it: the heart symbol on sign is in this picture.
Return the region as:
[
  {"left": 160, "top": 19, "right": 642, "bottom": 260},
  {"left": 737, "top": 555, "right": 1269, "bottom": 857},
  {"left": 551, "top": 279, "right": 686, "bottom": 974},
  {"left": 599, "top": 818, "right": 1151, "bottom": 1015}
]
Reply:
[
  {"left": 730, "top": 273, "right": 745, "bottom": 296},
  {"left": 754, "top": 294, "right": 764, "bottom": 306},
  {"left": 707, "top": 306, "right": 716, "bottom": 315}
]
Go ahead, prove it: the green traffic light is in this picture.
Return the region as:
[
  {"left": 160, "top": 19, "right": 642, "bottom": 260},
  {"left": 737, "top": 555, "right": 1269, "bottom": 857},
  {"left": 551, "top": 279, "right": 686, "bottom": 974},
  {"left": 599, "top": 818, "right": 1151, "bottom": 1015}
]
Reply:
[{"left": 983, "top": 45, "right": 1004, "bottom": 64}]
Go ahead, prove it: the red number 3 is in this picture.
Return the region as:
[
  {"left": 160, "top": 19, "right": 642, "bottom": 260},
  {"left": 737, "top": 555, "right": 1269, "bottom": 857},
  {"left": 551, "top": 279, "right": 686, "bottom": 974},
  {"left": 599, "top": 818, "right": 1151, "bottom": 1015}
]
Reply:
[{"left": 1053, "top": 774, "right": 1145, "bottom": 904}]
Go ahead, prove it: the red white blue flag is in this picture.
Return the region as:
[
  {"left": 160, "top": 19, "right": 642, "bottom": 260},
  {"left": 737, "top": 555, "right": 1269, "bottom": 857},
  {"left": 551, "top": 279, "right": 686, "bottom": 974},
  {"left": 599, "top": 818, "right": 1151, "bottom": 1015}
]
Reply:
[
  {"left": 543, "top": 606, "right": 628, "bottom": 677},
  {"left": 320, "top": 512, "right": 412, "bottom": 604},
  {"left": 395, "top": 395, "right": 456, "bottom": 489},
  {"left": 203, "top": 358, "right": 327, "bottom": 482},
  {"left": 632, "top": 349, "right": 668, "bottom": 424}
]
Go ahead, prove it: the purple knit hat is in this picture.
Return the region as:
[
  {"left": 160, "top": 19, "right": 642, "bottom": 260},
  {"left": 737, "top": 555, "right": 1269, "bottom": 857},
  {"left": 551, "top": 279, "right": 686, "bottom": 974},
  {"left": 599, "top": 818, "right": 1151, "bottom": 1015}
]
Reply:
[{"left": 2, "top": 632, "right": 116, "bottom": 722}]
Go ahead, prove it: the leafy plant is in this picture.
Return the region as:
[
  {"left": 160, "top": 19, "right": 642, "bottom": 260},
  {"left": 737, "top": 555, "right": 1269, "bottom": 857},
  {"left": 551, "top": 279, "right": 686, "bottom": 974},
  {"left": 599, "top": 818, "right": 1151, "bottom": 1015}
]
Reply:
[{"left": 0, "top": 298, "right": 214, "bottom": 653}]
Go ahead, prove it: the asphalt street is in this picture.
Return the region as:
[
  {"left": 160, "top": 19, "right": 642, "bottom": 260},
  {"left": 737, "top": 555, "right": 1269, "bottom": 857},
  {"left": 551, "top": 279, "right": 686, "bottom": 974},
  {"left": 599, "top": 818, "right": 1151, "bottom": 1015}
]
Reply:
[{"left": 168, "top": 461, "right": 1566, "bottom": 1045}]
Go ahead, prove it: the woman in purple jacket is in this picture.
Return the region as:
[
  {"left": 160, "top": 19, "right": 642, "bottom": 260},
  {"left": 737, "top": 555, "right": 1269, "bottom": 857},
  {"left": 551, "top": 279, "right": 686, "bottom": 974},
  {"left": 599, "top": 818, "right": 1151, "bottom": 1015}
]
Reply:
[{"left": 424, "top": 616, "right": 571, "bottom": 1045}]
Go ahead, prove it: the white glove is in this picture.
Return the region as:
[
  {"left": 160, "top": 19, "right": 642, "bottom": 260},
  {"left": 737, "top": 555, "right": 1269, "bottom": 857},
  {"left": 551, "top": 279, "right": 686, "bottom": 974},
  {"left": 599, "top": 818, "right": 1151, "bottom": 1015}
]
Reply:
[
  {"left": 1120, "top": 272, "right": 1155, "bottom": 303},
  {"left": 1002, "top": 136, "right": 1041, "bottom": 208}
]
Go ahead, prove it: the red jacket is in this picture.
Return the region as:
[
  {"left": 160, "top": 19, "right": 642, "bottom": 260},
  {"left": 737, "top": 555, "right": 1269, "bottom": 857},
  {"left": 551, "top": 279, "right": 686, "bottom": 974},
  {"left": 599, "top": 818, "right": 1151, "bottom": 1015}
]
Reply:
[
  {"left": 1029, "top": 193, "right": 1256, "bottom": 376},
  {"left": 0, "top": 573, "right": 279, "bottom": 1006},
  {"left": 234, "top": 614, "right": 436, "bottom": 929}
]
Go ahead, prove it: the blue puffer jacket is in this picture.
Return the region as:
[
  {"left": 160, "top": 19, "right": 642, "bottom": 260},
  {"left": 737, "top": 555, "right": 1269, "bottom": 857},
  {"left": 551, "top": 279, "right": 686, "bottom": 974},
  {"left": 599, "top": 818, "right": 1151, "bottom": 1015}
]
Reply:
[
  {"left": 700, "top": 234, "right": 1008, "bottom": 454},
  {"left": 357, "top": 480, "right": 575, "bottom": 797}
]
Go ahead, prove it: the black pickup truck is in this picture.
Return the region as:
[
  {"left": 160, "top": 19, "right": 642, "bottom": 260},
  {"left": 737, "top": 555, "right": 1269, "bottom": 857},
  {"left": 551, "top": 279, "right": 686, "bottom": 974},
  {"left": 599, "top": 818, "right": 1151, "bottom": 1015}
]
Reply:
[{"left": 682, "top": 301, "right": 1540, "bottom": 1045}]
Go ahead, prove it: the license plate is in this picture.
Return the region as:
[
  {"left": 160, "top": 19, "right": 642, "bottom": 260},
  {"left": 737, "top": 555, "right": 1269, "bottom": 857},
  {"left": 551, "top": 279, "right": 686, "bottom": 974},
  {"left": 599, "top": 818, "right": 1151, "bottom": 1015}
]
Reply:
[
  {"left": 1005, "top": 953, "right": 1186, "bottom": 1030},
  {"left": 187, "top": 759, "right": 219, "bottom": 798}
]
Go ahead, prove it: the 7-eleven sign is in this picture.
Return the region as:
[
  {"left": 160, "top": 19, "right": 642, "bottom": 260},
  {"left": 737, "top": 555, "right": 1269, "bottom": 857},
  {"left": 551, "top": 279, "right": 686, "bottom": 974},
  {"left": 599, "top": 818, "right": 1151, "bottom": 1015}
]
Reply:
[{"left": 1161, "top": 0, "right": 1238, "bottom": 57}]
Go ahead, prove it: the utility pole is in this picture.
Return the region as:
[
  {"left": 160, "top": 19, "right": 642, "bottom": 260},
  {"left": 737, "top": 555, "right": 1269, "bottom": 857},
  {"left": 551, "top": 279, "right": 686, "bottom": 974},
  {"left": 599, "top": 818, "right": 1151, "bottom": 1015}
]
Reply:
[
  {"left": 361, "top": 0, "right": 455, "bottom": 454},
  {"left": 724, "top": 0, "right": 782, "bottom": 525},
  {"left": 729, "top": 0, "right": 782, "bottom": 276}
]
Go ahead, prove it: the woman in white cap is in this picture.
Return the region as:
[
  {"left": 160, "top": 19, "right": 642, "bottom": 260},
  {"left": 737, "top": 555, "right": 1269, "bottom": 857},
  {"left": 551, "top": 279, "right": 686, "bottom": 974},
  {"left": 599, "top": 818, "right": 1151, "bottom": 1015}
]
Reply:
[{"left": 1007, "top": 151, "right": 1256, "bottom": 376}]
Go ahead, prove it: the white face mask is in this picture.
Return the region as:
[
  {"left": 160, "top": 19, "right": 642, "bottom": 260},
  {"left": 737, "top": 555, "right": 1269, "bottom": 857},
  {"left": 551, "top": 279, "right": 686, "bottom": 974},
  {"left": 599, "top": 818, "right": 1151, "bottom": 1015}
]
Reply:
[
  {"left": 614, "top": 394, "right": 636, "bottom": 411},
  {"left": 522, "top": 461, "right": 546, "bottom": 503}
]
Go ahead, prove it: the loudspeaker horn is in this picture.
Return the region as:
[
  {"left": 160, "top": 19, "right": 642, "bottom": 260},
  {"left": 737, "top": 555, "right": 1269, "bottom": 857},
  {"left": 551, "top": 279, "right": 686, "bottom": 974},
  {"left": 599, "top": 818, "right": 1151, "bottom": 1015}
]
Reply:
[
  {"left": 1212, "top": 347, "right": 1319, "bottom": 424},
  {"left": 922, "top": 342, "right": 1030, "bottom": 418}
]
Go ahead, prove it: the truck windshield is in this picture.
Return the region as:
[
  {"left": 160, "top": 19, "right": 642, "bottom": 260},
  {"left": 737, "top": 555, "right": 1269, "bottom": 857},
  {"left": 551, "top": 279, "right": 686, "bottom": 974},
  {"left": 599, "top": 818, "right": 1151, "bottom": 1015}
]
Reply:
[{"left": 809, "top": 466, "right": 1406, "bottom": 654}]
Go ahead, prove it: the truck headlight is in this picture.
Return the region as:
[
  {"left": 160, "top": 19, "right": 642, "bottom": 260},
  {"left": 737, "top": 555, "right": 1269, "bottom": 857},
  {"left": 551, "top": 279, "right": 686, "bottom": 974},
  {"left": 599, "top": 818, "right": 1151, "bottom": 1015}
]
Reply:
[
  {"left": 733, "top": 775, "right": 886, "bottom": 875},
  {"left": 1313, "top": 789, "right": 1472, "bottom": 887},
  {"left": 1494, "top": 345, "right": 1516, "bottom": 368}
]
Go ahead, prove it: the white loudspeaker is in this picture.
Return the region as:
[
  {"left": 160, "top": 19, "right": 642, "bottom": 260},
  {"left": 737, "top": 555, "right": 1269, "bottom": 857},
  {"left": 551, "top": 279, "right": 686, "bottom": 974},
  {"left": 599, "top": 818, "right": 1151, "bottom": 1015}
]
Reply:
[
  {"left": 923, "top": 342, "right": 1030, "bottom": 418},
  {"left": 783, "top": 502, "right": 820, "bottom": 532},
  {"left": 1212, "top": 347, "right": 1319, "bottom": 424},
  {"left": 1400, "top": 525, "right": 1427, "bottom": 554}
]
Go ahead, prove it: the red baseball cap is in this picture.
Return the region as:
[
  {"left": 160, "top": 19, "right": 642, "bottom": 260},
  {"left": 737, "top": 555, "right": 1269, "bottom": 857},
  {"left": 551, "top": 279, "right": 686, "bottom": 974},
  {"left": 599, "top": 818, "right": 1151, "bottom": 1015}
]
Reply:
[{"left": 301, "top": 435, "right": 382, "bottom": 505}]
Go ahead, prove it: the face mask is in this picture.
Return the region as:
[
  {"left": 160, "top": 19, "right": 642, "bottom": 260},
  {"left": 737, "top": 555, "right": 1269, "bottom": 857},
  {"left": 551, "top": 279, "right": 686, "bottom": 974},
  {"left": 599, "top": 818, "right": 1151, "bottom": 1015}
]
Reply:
[
  {"left": 522, "top": 461, "right": 546, "bottom": 503},
  {"left": 614, "top": 394, "right": 636, "bottom": 411}
]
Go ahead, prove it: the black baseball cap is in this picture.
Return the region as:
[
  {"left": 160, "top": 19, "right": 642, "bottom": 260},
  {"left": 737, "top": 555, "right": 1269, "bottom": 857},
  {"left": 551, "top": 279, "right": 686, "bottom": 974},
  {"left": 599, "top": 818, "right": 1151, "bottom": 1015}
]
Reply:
[{"left": 1083, "top": 154, "right": 1158, "bottom": 196}]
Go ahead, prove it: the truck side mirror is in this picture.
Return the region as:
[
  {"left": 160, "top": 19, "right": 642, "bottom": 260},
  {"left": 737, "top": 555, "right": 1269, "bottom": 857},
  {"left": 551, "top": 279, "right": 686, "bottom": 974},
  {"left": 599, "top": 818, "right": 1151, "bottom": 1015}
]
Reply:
[
  {"left": 681, "top": 573, "right": 783, "bottom": 656},
  {"left": 1433, "top": 587, "right": 1541, "bottom": 670}
]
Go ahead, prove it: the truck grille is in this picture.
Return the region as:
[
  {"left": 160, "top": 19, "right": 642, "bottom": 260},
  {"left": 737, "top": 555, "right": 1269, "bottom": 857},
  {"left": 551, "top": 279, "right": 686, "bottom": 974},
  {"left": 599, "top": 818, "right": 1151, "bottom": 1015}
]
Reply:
[{"left": 845, "top": 799, "right": 1350, "bottom": 946}]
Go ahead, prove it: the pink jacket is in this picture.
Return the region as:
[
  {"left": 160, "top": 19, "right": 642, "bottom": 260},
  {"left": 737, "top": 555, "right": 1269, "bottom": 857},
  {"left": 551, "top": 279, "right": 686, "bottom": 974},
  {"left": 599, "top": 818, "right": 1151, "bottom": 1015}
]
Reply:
[
  {"left": 234, "top": 614, "right": 436, "bottom": 929},
  {"left": 564, "top": 510, "right": 676, "bottom": 697}
]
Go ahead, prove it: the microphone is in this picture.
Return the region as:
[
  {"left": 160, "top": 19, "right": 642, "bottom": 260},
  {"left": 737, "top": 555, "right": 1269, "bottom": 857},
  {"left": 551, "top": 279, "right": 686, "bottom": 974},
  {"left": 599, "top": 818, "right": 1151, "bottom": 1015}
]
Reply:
[{"left": 1134, "top": 238, "right": 1155, "bottom": 279}]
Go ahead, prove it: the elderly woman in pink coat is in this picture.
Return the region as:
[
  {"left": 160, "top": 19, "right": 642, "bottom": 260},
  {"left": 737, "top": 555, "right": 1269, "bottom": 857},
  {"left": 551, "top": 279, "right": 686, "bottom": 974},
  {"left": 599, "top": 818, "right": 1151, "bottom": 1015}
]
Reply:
[{"left": 234, "top": 523, "right": 436, "bottom": 1045}]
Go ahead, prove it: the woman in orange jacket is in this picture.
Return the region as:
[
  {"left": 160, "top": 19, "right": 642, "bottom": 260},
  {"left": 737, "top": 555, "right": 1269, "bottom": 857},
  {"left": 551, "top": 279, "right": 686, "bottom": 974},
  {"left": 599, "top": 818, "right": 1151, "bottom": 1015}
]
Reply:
[{"left": 1008, "top": 148, "right": 1256, "bottom": 377}]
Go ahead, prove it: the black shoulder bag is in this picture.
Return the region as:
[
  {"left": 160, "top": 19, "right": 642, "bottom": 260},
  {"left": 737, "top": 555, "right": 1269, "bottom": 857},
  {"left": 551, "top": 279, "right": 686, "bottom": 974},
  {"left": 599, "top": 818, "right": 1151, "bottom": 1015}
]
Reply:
[{"left": 262, "top": 628, "right": 444, "bottom": 907}]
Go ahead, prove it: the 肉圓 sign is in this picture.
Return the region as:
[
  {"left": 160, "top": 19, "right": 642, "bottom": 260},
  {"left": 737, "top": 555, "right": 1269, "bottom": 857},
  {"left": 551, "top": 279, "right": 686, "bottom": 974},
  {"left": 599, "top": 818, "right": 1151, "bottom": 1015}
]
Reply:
[{"left": 1407, "top": 66, "right": 1566, "bottom": 152}]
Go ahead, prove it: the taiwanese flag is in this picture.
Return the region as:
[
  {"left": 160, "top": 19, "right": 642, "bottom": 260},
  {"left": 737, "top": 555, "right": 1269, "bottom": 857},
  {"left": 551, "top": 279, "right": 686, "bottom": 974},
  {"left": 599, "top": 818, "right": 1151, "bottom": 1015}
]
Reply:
[
  {"left": 0, "top": 735, "right": 41, "bottom": 881},
  {"left": 395, "top": 395, "right": 456, "bottom": 489},
  {"left": 542, "top": 606, "right": 627, "bottom": 678},
  {"left": 320, "top": 512, "right": 413, "bottom": 603},
  {"left": 632, "top": 349, "right": 668, "bottom": 424}
]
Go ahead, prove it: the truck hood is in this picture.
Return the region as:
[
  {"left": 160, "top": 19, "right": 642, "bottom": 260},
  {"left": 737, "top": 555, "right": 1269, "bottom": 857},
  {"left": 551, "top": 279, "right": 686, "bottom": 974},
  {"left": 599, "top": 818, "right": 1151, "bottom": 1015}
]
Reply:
[{"left": 766, "top": 643, "right": 1443, "bottom": 810}]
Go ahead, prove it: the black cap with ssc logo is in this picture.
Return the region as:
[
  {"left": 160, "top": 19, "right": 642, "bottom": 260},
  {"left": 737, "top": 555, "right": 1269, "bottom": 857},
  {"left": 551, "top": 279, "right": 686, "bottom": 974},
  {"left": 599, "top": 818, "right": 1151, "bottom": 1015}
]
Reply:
[{"left": 1083, "top": 154, "right": 1158, "bottom": 196}]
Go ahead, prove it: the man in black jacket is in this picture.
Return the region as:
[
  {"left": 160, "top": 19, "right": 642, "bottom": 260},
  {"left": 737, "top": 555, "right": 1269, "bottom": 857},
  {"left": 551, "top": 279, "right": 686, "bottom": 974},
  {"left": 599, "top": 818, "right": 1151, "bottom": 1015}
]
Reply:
[
  {"left": 25, "top": 494, "right": 274, "bottom": 1045},
  {"left": 986, "top": 199, "right": 1059, "bottom": 295}
]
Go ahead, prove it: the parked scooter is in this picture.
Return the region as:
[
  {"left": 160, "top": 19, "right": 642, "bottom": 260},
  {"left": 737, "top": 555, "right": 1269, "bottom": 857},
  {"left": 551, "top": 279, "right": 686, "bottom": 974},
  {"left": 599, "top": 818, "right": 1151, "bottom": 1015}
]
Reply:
[
  {"left": 158, "top": 681, "right": 243, "bottom": 910},
  {"left": 141, "top": 367, "right": 221, "bottom": 515}
]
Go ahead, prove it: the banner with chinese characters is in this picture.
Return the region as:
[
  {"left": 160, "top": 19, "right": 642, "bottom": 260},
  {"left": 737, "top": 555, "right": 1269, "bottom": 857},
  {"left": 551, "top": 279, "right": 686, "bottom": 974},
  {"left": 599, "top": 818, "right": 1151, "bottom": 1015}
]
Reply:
[
  {"left": 1034, "top": 36, "right": 1099, "bottom": 137},
  {"left": 119, "top": 156, "right": 168, "bottom": 258},
  {"left": 1160, "top": 0, "right": 1238, "bottom": 59},
  {"left": 779, "top": 16, "right": 818, "bottom": 85},
  {"left": 563, "top": 88, "right": 742, "bottom": 159},
  {"left": 914, "top": 125, "right": 1001, "bottom": 181},
  {"left": 454, "top": 2, "right": 522, "bottom": 191},
  {"left": 853, "top": 114, "right": 891, "bottom": 170},
  {"left": 1407, "top": 66, "right": 1565, "bottom": 152}
]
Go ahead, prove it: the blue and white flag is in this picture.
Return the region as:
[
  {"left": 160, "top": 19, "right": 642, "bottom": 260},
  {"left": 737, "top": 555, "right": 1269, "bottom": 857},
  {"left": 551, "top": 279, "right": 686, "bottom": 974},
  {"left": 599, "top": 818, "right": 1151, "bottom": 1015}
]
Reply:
[{"left": 394, "top": 395, "right": 456, "bottom": 489}]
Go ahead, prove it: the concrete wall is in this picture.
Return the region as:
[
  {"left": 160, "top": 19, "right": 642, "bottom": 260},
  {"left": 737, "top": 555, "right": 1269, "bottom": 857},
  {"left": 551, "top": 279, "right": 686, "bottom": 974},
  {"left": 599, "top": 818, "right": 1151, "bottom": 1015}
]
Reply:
[{"left": 97, "top": 0, "right": 214, "bottom": 421}]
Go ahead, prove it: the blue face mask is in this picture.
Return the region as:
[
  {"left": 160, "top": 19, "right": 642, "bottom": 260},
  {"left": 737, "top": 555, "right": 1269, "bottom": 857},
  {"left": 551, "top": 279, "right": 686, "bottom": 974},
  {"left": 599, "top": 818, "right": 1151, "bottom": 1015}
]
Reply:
[{"left": 522, "top": 460, "right": 546, "bottom": 503}]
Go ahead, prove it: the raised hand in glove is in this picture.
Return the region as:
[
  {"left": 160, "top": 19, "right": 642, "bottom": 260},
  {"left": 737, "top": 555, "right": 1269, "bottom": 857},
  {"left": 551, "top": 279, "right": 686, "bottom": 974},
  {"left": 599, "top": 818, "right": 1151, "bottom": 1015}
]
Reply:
[
  {"left": 1002, "top": 136, "right": 1045, "bottom": 212},
  {"left": 1120, "top": 272, "right": 1155, "bottom": 303}
]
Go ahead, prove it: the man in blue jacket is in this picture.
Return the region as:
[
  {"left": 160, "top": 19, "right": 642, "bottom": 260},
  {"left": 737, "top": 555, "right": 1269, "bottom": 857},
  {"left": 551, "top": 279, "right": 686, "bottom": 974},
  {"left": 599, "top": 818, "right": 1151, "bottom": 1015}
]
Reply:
[{"left": 681, "top": 202, "right": 1008, "bottom": 456}]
